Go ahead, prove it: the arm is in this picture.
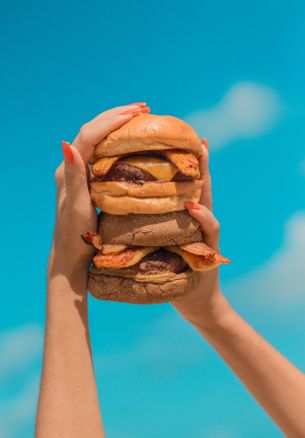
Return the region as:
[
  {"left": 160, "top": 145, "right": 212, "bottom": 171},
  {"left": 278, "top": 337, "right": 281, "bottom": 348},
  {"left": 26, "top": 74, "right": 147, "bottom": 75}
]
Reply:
[
  {"left": 173, "top": 141, "right": 305, "bottom": 438},
  {"left": 35, "top": 102, "right": 150, "bottom": 438}
]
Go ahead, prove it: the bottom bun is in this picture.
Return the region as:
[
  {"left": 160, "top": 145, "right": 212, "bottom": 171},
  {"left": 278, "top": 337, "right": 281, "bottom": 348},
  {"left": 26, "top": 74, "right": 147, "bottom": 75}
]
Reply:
[{"left": 88, "top": 270, "right": 200, "bottom": 304}]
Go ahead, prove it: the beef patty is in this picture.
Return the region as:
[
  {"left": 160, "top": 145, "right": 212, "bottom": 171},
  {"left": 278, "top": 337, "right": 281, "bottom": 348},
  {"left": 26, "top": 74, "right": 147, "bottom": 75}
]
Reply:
[
  {"left": 133, "top": 249, "right": 188, "bottom": 274},
  {"left": 93, "top": 160, "right": 192, "bottom": 183}
]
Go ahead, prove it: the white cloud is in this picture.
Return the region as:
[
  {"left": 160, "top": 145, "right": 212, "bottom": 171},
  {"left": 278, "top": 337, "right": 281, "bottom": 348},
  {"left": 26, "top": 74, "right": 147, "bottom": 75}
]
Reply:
[
  {"left": 227, "top": 211, "right": 305, "bottom": 308},
  {"left": 0, "top": 374, "right": 39, "bottom": 438},
  {"left": 95, "top": 311, "right": 205, "bottom": 376},
  {"left": 0, "top": 324, "right": 43, "bottom": 382},
  {"left": 186, "top": 82, "right": 282, "bottom": 149},
  {"left": 0, "top": 324, "right": 43, "bottom": 438}
]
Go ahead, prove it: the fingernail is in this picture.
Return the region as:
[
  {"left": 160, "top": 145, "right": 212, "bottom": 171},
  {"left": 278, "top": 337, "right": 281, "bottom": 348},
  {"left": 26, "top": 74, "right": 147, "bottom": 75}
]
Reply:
[
  {"left": 120, "top": 106, "right": 149, "bottom": 115},
  {"left": 140, "top": 106, "right": 150, "bottom": 113},
  {"left": 62, "top": 140, "right": 74, "bottom": 163},
  {"left": 201, "top": 138, "right": 209, "bottom": 149},
  {"left": 185, "top": 201, "right": 202, "bottom": 210},
  {"left": 127, "top": 102, "right": 147, "bottom": 106}
]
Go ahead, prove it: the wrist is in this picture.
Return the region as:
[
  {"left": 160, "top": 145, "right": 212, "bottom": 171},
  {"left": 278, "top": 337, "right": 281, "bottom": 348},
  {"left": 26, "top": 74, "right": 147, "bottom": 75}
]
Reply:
[
  {"left": 193, "top": 291, "right": 236, "bottom": 334},
  {"left": 48, "top": 246, "right": 90, "bottom": 294}
]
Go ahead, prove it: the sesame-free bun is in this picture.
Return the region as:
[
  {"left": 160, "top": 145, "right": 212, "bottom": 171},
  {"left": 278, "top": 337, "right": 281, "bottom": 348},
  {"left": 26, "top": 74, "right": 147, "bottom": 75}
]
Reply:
[
  {"left": 88, "top": 269, "right": 200, "bottom": 304},
  {"left": 90, "top": 179, "right": 203, "bottom": 198},
  {"left": 94, "top": 114, "right": 203, "bottom": 158},
  {"left": 98, "top": 210, "right": 202, "bottom": 246},
  {"left": 90, "top": 189, "right": 201, "bottom": 215}
]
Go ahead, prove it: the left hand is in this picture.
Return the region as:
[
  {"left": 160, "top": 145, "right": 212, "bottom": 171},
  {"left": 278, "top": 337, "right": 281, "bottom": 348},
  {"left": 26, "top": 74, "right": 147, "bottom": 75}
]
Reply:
[{"left": 49, "top": 103, "right": 150, "bottom": 276}]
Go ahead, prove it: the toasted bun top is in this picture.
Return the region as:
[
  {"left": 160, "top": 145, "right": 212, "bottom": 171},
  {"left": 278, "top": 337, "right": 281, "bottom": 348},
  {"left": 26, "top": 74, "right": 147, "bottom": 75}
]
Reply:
[{"left": 94, "top": 114, "right": 203, "bottom": 158}]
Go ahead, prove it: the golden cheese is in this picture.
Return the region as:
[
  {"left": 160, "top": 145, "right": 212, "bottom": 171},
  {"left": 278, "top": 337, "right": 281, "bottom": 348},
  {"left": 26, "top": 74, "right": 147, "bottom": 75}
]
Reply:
[{"left": 121, "top": 155, "right": 177, "bottom": 181}]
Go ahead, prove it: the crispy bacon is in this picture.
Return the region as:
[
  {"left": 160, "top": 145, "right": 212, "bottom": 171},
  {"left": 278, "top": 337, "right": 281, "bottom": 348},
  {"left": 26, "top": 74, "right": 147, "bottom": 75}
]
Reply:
[
  {"left": 101, "top": 244, "right": 128, "bottom": 254},
  {"left": 91, "top": 156, "right": 119, "bottom": 177},
  {"left": 81, "top": 232, "right": 103, "bottom": 250},
  {"left": 165, "top": 245, "right": 230, "bottom": 272},
  {"left": 93, "top": 246, "right": 158, "bottom": 269},
  {"left": 159, "top": 150, "right": 200, "bottom": 179}
]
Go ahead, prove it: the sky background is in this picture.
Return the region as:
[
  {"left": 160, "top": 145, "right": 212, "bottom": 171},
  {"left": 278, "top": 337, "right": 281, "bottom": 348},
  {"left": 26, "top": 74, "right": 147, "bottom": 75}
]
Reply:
[{"left": 1, "top": 0, "right": 305, "bottom": 437}]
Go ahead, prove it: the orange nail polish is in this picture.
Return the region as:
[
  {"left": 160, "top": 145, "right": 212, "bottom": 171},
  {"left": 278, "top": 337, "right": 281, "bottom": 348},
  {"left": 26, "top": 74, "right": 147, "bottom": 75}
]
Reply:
[
  {"left": 185, "top": 201, "right": 202, "bottom": 210},
  {"left": 62, "top": 141, "right": 74, "bottom": 163},
  {"left": 127, "top": 102, "right": 147, "bottom": 106},
  {"left": 201, "top": 138, "right": 209, "bottom": 149},
  {"left": 140, "top": 106, "right": 150, "bottom": 113}
]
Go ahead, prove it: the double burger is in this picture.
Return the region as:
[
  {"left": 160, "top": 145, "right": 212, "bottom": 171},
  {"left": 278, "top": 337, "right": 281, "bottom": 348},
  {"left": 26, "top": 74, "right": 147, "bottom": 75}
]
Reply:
[{"left": 82, "top": 114, "right": 230, "bottom": 304}]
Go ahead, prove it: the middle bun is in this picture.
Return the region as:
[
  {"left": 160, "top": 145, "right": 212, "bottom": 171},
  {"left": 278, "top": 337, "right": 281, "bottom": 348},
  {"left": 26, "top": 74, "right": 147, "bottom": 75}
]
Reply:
[
  {"left": 90, "top": 189, "right": 201, "bottom": 215},
  {"left": 90, "top": 179, "right": 203, "bottom": 198},
  {"left": 98, "top": 210, "right": 203, "bottom": 246}
]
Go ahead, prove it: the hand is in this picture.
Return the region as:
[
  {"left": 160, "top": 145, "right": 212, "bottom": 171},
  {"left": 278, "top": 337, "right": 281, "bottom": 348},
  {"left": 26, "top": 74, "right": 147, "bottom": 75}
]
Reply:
[
  {"left": 48, "top": 103, "right": 150, "bottom": 278},
  {"left": 172, "top": 140, "right": 231, "bottom": 330}
]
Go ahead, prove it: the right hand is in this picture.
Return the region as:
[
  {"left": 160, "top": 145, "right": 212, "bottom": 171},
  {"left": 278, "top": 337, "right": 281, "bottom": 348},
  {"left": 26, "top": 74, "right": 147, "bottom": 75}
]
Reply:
[{"left": 172, "top": 141, "right": 231, "bottom": 330}]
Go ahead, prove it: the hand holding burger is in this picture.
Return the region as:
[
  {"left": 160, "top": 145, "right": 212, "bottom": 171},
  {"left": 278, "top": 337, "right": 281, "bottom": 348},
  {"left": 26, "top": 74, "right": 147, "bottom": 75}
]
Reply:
[{"left": 83, "top": 114, "right": 230, "bottom": 304}]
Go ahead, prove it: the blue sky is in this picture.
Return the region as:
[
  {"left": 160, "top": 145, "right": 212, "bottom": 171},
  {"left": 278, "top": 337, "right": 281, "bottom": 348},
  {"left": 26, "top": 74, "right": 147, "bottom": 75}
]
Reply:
[{"left": 1, "top": 1, "right": 305, "bottom": 436}]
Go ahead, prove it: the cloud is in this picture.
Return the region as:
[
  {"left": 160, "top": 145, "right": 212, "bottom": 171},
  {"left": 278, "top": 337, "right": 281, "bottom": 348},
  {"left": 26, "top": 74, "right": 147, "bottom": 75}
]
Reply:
[
  {"left": 0, "top": 324, "right": 43, "bottom": 382},
  {"left": 0, "top": 374, "right": 39, "bottom": 438},
  {"left": 95, "top": 311, "right": 204, "bottom": 376},
  {"left": 186, "top": 82, "right": 282, "bottom": 149},
  {"left": 227, "top": 211, "right": 305, "bottom": 308},
  {"left": 0, "top": 324, "right": 43, "bottom": 438}
]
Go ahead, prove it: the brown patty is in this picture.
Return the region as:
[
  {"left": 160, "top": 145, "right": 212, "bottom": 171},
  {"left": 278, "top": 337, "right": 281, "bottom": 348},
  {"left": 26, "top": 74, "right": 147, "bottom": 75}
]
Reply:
[
  {"left": 93, "top": 160, "right": 191, "bottom": 183},
  {"left": 133, "top": 249, "right": 188, "bottom": 274}
]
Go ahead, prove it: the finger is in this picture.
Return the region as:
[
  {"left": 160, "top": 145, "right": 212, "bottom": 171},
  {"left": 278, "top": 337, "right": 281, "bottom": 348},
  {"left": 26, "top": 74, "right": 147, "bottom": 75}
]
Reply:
[
  {"left": 73, "top": 105, "right": 150, "bottom": 164},
  {"left": 185, "top": 201, "right": 220, "bottom": 250},
  {"left": 62, "top": 141, "right": 90, "bottom": 205},
  {"left": 199, "top": 138, "right": 213, "bottom": 211},
  {"left": 54, "top": 161, "right": 66, "bottom": 213}
]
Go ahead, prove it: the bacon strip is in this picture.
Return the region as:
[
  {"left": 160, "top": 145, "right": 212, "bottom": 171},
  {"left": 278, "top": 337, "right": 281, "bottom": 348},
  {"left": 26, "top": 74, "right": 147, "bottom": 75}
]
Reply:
[
  {"left": 101, "top": 244, "right": 128, "bottom": 254},
  {"left": 159, "top": 150, "right": 200, "bottom": 179},
  {"left": 81, "top": 232, "right": 103, "bottom": 250},
  {"left": 165, "top": 245, "right": 230, "bottom": 272},
  {"left": 93, "top": 246, "right": 159, "bottom": 269},
  {"left": 91, "top": 156, "right": 119, "bottom": 177}
]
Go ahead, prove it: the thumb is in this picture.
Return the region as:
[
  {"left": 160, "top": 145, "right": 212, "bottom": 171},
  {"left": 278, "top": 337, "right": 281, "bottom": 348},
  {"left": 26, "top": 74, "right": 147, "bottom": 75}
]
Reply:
[
  {"left": 185, "top": 201, "right": 220, "bottom": 250},
  {"left": 62, "top": 141, "right": 90, "bottom": 204}
]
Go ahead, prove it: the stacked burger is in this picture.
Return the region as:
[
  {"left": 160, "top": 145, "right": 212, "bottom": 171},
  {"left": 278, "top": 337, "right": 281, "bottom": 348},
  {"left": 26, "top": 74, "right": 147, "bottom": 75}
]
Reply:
[{"left": 82, "top": 114, "right": 229, "bottom": 304}]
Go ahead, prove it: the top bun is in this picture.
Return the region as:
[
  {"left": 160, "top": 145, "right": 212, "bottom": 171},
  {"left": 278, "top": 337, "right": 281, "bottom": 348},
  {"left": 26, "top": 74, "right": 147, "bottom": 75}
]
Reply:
[{"left": 94, "top": 114, "right": 202, "bottom": 158}]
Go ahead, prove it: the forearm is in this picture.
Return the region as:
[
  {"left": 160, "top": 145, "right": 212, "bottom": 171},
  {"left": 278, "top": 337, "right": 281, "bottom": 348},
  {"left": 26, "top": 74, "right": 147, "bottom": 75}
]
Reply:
[
  {"left": 36, "top": 261, "right": 104, "bottom": 438},
  {"left": 196, "top": 292, "right": 305, "bottom": 437}
]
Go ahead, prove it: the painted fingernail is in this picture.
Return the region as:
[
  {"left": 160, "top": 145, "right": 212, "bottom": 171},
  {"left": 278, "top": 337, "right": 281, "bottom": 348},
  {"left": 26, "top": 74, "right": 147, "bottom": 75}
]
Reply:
[
  {"left": 127, "top": 102, "right": 147, "bottom": 106},
  {"left": 185, "top": 201, "right": 202, "bottom": 210},
  {"left": 201, "top": 138, "right": 209, "bottom": 149},
  {"left": 140, "top": 106, "right": 150, "bottom": 113},
  {"left": 120, "top": 106, "right": 148, "bottom": 115},
  {"left": 62, "top": 140, "right": 74, "bottom": 163}
]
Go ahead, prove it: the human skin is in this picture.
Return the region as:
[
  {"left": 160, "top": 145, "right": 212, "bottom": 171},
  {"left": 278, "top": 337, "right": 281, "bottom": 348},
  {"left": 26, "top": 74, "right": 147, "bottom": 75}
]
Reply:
[
  {"left": 173, "top": 142, "right": 305, "bottom": 438},
  {"left": 35, "top": 106, "right": 305, "bottom": 438},
  {"left": 35, "top": 102, "right": 150, "bottom": 438}
]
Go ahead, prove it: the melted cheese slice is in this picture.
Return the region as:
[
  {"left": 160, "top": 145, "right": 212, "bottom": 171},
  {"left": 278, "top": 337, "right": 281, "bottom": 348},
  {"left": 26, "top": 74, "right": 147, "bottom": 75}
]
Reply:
[
  {"left": 165, "top": 246, "right": 230, "bottom": 272},
  {"left": 93, "top": 246, "right": 159, "bottom": 269},
  {"left": 121, "top": 155, "right": 177, "bottom": 181}
]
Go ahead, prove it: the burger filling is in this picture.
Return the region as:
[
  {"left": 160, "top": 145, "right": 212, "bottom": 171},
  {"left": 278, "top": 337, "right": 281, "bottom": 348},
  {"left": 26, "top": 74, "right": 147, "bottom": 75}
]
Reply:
[
  {"left": 91, "top": 151, "right": 200, "bottom": 184},
  {"left": 134, "top": 249, "right": 188, "bottom": 274},
  {"left": 81, "top": 233, "right": 230, "bottom": 275}
]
